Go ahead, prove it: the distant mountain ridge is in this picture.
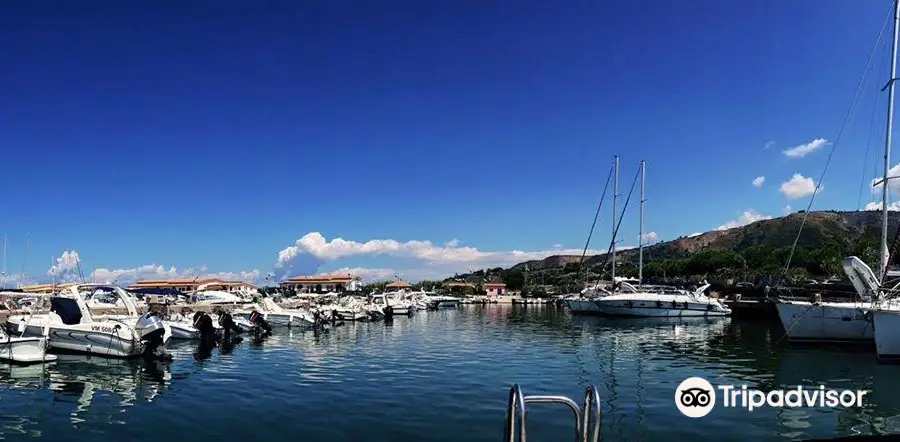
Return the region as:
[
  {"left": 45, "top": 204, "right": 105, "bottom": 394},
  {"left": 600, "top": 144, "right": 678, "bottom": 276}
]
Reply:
[{"left": 481, "top": 210, "right": 900, "bottom": 276}]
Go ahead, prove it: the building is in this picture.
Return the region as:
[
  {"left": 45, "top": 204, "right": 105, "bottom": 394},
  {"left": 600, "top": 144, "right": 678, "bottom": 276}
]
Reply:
[
  {"left": 18, "top": 283, "right": 78, "bottom": 294},
  {"left": 127, "top": 278, "right": 258, "bottom": 294},
  {"left": 485, "top": 282, "right": 507, "bottom": 297},
  {"left": 279, "top": 275, "right": 362, "bottom": 294},
  {"left": 385, "top": 280, "right": 412, "bottom": 291}
]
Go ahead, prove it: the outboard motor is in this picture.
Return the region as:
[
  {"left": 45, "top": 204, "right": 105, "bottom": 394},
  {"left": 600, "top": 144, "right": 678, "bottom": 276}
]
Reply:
[
  {"left": 135, "top": 312, "right": 170, "bottom": 361},
  {"left": 217, "top": 312, "right": 243, "bottom": 344},
  {"left": 248, "top": 310, "right": 272, "bottom": 334},
  {"left": 194, "top": 312, "right": 217, "bottom": 348}
]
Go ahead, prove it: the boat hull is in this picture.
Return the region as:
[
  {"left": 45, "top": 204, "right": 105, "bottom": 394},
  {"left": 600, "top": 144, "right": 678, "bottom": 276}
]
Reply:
[
  {"left": 872, "top": 309, "right": 900, "bottom": 362},
  {"left": 774, "top": 301, "right": 873, "bottom": 344},
  {"left": 566, "top": 299, "right": 602, "bottom": 315},
  {"left": 594, "top": 295, "right": 730, "bottom": 317},
  {"left": 168, "top": 322, "right": 200, "bottom": 340},
  {"left": 0, "top": 337, "right": 55, "bottom": 363}
]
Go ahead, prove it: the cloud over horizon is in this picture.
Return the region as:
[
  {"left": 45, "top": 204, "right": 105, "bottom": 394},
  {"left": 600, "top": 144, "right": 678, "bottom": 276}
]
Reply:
[
  {"left": 779, "top": 173, "right": 819, "bottom": 199},
  {"left": 783, "top": 138, "right": 829, "bottom": 158},
  {"left": 716, "top": 210, "right": 772, "bottom": 231}
]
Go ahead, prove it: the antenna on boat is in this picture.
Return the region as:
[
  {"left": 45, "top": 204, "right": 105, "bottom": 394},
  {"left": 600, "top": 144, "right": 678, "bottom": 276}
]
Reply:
[
  {"left": 638, "top": 160, "right": 646, "bottom": 286},
  {"left": 1, "top": 233, "right": 6, "bottom": 285},
  {"left": 22, "top": 233, "right": 29, "bottom": 287},
  {"left": 611, "top": 155, "right": 619, "bottom": 284},
  {"left": 879, "top": 0, "right": 900, "bottom": 283}
]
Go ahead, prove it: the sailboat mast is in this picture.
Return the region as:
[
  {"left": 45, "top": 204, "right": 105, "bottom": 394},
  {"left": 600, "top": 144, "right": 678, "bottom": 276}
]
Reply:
[
  {"left": 639, "top": 160, "right": 646, "bottom": 285},
  {"left": 882, "top": 0, "right": 900, "bottom": 283},
  {"left": 611, "top": 155, "right": 619, "bottom": 283},
  {"left": 23, "top": 234, "right": 29, "bottom": 285}
]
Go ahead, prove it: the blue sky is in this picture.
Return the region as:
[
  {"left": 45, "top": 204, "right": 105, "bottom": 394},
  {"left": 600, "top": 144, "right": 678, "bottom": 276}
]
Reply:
[{"left": 1, "top": 0, "right": 897, "bottom": 285}]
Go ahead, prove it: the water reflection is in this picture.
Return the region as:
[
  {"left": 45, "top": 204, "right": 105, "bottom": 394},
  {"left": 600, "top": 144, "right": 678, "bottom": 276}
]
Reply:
[
  {"left": 0, "top": 306, "right": 898, "bottom": 442},
  {"left": 48, "top": 354, "right": 173, "bottom": 425}
]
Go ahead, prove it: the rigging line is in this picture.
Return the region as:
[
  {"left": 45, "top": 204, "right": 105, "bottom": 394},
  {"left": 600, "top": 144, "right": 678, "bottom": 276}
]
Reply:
[
  {"left": 859, "top": 43, "right": 889, "bottom": 210},
  {"left": 594, "top": 167, "right": 642, "bottom": 284},
  {"left": 576, "top": 163, "right": 615, "bottom": 283},
  {"left": 779, "top": 3, "right": 894, "bottom": 285}
]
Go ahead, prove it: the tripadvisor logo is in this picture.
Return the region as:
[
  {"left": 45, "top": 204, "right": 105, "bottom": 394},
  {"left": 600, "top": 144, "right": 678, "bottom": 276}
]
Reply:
[{"left": 675, "top": 377, "right": 869, "bottom": 418}]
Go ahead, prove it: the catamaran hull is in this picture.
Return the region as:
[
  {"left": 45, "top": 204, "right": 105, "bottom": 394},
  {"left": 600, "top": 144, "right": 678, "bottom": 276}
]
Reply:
[
  {"left": 594, "top": 301, "right": 730, "bottom": 317},
  {"left": 775, "top": 301, "right": 873, "bottom": 344},
  {"left": 0, "top": 337, "right": 55, "bottom": 363}
]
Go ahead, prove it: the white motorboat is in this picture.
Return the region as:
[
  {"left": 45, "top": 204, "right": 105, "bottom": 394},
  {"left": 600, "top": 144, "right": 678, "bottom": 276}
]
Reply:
[
  {"left": 7, "top": 284, "right": 172, "bottom": 358},
  {"left": 370, "top": 293, "right": 411, "bottom": 316},
  {"left": 191, "top": 290, "right": 244, "bottom": 305},
  {"left": 384, "top": 292, "right": 413, "bottom": 315},
  {"left": 234, "top": 298, "right": 316, "bottom": 327},
  {"left": 593, "top": 282, "right": 730, "bottom": 317},
  {"left": 0, "top": 324, "right": 56, "bottom": 364}
]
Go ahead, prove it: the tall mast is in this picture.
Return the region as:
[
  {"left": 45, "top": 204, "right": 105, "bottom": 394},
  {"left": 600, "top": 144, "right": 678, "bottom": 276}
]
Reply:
[
  {"left": 638, "top": 160, "right": 646, "bottom": 285},
  {"left": 882, "top": 0, "right": 900, "bottom": 283},
  {"left": 23, "top": 233, "right": 29, "bottom": 283},
  {"left": 611, "top": 155, "right": 619, "bottom": 283},
  {"left": 1, "top": 234, "right": 6, "bottom": 281}
]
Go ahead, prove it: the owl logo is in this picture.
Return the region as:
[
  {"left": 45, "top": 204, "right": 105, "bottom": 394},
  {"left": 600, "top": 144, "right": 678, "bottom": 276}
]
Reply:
[{"left": 675, "top": 377, "right": 716, "bottom": 418}]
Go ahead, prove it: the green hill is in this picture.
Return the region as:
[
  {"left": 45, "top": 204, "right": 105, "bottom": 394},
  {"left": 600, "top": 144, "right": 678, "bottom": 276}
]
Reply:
[{"left": 446, "top": 210, "right": 900, "bottom": 293}]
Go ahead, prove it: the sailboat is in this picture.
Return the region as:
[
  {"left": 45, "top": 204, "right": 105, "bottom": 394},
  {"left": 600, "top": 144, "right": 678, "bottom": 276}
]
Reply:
[
  {"left": 592, "top": 160, "right": 731, "bottom": 317},
  {"left": 565, "top": 156, "right": 618, "bottom": 314},
  {"left": 776, "top": 1, "right": 900, "bottom": 347}
]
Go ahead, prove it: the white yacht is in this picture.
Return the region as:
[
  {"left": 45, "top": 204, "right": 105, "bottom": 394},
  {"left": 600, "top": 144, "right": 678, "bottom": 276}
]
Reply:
[
  {"left": 593, "top": 281, "right": 730, "bottom": 317},
  {"left": 7, "top": 284, "right": 172, "bottom": 358}
]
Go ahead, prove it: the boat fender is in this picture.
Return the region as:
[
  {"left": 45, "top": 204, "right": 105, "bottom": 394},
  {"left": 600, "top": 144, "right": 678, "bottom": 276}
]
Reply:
[
  {"left": 706, "top": 304, "right": 714, "bottom": 311},
  {"left": 626, "top": 300, "right": 633, "bottom": 309},
  {"left": 683, "top": 302, "right": 689, "bottom": 309},
  {"left": 672, "top": 300, "right": 677, "bottom": 309},
  {"left": 16, "top": 320, "right": 25, "bottom": 333},
  {"left": 656, "top": 301, "right": 662, "bottom": 308}
]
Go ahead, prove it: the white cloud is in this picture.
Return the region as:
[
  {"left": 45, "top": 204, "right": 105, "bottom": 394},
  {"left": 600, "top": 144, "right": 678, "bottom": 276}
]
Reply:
[
  {"left": 444, "top": 239, "right": 460, "bottom": 247},
  {"left": 44, "top": 250, "right": 262, "bottom": 287},
  {"left": 716, "top": 210, "right": 772, "bottom": 231},
  {"left": 871, "top": 163, "right": 900, "bottom": 196},
  {"left": 752, "top": 176, "right": 765, "bottom": 188},
  {"left": 273, "top": 232, "right": 605, "bottom": 282},
  {"left": 779, "top": 173, "right": 819, "bottom": 199},
  {"left": 783, "top": 138, "right": 829, "bottom": 158},
  {"left": 687, "top": 232, "right": 703, "bottom": 238},
  {"left": 47, "top": 250, "right": 82, "bottom": 281},
  {"left": 864, "top": 201, "right": 900, "bottom": 211},
  {"left": 783, "top": 205, "right": 793, "bottom": 215},
  {"left": 552, "top": 243, "right": 563, "bottom": 248},
  {"left": 640, "top": 232, "right": 659, "bottom": 244},
  {"left": 764, "top": 141, "right": 775, "bottom": 150}
]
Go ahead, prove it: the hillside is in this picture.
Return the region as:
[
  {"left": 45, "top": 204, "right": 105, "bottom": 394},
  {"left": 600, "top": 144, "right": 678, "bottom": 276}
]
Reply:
[{"left": 446, "top": 210, "right": 900, "bottom": 291}]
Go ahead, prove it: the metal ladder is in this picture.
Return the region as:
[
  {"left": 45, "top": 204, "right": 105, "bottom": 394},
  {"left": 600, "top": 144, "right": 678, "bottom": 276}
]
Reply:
[{"left": 503, "top": 384, "right": 601, "bottom": 442}]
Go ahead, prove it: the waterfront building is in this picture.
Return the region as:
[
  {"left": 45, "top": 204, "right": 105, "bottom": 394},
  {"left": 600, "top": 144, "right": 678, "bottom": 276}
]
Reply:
[
  {"left": 485, "top": 282, "right": 507, "bottom": 297},
  {"left": 128, "top": 278, "right": 257, "bottom": 294},
  {"left": 279, "top": 275, "right": 361, "bottom": 294}
]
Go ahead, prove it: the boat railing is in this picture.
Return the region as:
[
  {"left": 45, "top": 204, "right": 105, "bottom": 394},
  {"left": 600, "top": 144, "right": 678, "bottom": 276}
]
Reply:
[{"left": 503, "top": 384, "right": 600, "bottom": 442}]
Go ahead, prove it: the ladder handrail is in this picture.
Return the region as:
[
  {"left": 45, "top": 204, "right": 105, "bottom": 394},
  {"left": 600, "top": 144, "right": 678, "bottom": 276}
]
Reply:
[
  {"left": 582, "top": 386, "right": 601, "bottom": 442},
  {"left": 503, "top": 384, "right": 601, "bottom": 442}
]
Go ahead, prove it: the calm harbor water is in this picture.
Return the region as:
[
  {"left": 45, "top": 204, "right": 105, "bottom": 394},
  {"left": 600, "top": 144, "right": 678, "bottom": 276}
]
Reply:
[{"left": 0, "top": 305, "right": 898, "bottom": 442}]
